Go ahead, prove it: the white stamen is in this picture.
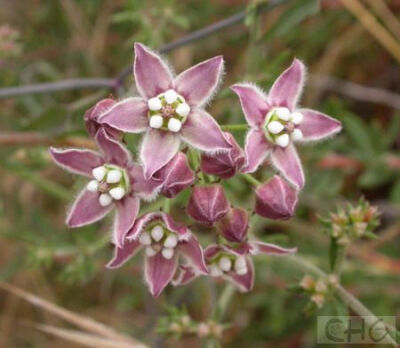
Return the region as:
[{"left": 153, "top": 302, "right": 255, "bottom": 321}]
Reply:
[
  {"left": 149, "top": 115, "right": 163, "bottom": 129},
  {"left": 161, "top": 247, "right": 174, "bottom": 259},
  {"left": 218, "top": 256, "right": 232, "bottom": 272},
  {"left": 234, "top": 256, "right": 247, "bottom": 271},
  {"left": 267, "top": 121, "right": 284, "bottom": 134},
  {"left": 106, "top": 170, "right": 122, "bottom": 184},
  {"left": 176, "top": 103, "right": 190, "bottom": 117},
  {"left": 275, "top": 107, "right": 290, "bottom": 121},
  {"left": 164, "top": 234, "right": 178, "bottom": 248},
  {"left": 291, "top": 111, "right": 303, "bottom": 125},
  {"left": 148, "top": 97, "right": 162, "bottom": 111},
  {"left": 99, "top": 193, "right": 112, "bottom": 207},
  {"left": 109, "top": 187, "right": 125, "bottom": 200},
  {"left": 139, "top": 232, "right": 152, "bottom": 245},
  {"left": 151, "top": 225, "right": 164, "bottom": 242},
  {"left": 291, "top": 128, "right": 303, "bottom": 141},
  {"left": 236, "top": 267, "right": 248, "bottom": 275},
  {"left": 92, "top": 166, "right": 106, "bottom": 181},
  {"left": 146, "top": 246, "right": 157, "bottom": 257},
  {"left": 168, "top": 118, "right": 182, "bottom": 132},
  {"left": 210, "top": 264, "right": 223, "bottom": 277},
  {"left": 87, "top": 180, "right": 99, "bottom": 192},
  {"left": 276, "top": 134, "right": 289, "bottom": 148},
  {"left": 164, "top": 89, "right": 178, "bottom": 104}
]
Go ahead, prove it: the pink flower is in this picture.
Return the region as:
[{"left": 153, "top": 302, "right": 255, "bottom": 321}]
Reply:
[
  {"left": 255, "top": 175, "right": 298, "bottom": 220},
  {"left": 200, "top": 132, "right": 245, "bottom": 179},
  {"left": 153, "top": 152, "right": 195, "bottom": 198},
  {"left": 49, "top": 128, "right": 161, "bottom": 247},
  {"left": 84, "top": 98, "right": 122, "bottom": 140},
  {"left": 187, "top": 185, "right": 230, "bottom": 225},
  {"left": 99, "top": 43, "right": 231, "bottom": 179},
  {"left": 216, "top": 207, "right": 249, "bottom": 243},
  {"left": 107, "top": 212, "right": 208, "bottom": 297},
  {"left": 231, "top": 59, "right": 342, "bottom": 189},
  {"left": 175, "top": 242, "right": 296, "bottom": 292}
]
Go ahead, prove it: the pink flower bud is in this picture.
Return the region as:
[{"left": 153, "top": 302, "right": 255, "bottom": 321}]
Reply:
[
  {"left": 255, "top": 175, "right": 298, "bottom": 220},
  {"left": 187, "top": 185, "right": 230, "bottom": 225},
  {"left": 154, "top": 153, "right": 195, "bottom": 198},
  {"left": 84, "top": 98, "right": 122, "bottom": 139},
  {"left": 217, "top": 207, "right": 249, "bottom": 242},
  {"left": 200, "top": 132, "right": 245, "bottom": 179}
]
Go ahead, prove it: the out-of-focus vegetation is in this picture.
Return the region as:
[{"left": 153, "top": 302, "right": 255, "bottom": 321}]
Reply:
[{"left": 1, "top": 0, "right": 400, "bottom": 347}]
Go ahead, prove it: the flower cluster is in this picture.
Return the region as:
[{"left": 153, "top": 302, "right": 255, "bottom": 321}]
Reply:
[{"left": 49, "top": 43, "right": 341, "bottom": 296}]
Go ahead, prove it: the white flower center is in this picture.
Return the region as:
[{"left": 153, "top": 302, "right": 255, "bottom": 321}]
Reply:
[
  {"left": 209, "top": 252, "right": 247, "bottom": 276},
  {"left": 87, "top": 165, "right": 129, "bottom": 206},
  {"left": 263, "top": 107, "right": 303, "bottom": 147},
  {"left": 139, "top": 224, "right": 179, "bottom": 260},
  {"left": 147, "top": 89, "right": 190, "bottom": 133}
]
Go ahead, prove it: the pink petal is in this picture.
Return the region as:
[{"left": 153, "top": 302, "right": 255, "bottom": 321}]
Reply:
[
  {"left": 140, "top": 129, "right": 181, "bottom": 179},
  {"left": 297, "top": 108, "right": 342, "bottom": 142},
  {"left": 255, "top": 175, "right": 298, "bottom": 220},
  {"left": 145, "top": 252, "right": 178, "bottom": 297},
  {"left": 249, "top": 241, "right": 297, "bottom": 255},
  {"left": 66, "top": 189, "right": 112, "bottom": 228},
  {"left": 172, "top": 265, "right": 198, "bottom": 286},
  {"left": 241, "top": 129, "right": 271, "bottom": 173},
  {"left": 204, "top": 244, "right": 223, "bottom": 260},
  {"left": 231, "top": 83, "right": 270, "bottom": 127},
  {"left": 128, "top": 164, "right": 163, "bottom": 201},
  {"left": 98, "top": 97, "right": 149, "bottom": 134},
  {"left": 174, "top": 56, "right": 224, "bottom": 107},
  {"left": 187, "top": 185, "right": 230, "bottom": 225},
  {"left": 178, "top": 234, "right": 208, "bottom": 274},
  {"left": 106, "top": 240, "right": 142, "bottom": 268},
  {"left": 153, "top": 152, "right": 195, "bottom": 198},
  {"left": 200, "top": 132, "right": 245, "bottom": 179},
  {"left": 181, "top": 109, "right": 231, "bottom": 153},
  {"left": 226, "top": 257, "right": 254, "bottom": 292},
  {"left": 134, "top": 43, "right": 173, "bottom": 98},
  {"left": 95, "top": 128, "right": 131, "bottom": 167},
  {"left": 113, "top": 195, "right": 140, "bottom": 248},
  {"left": 271, "top": 144, "right": 305, "bottom": 190},
  {"left": 49, "top": 147, "right": 103, "bottom": 177},
  {"left": 268, "top": 59, "right": 305, "bottom": 110},
  {"left": 217, "top": 207, "right": 249, "bottom": 242}
]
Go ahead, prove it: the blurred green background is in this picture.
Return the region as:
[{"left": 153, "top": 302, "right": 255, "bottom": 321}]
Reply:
[{"left": 1, "top": 0, "right": 400, "bottom": 347}]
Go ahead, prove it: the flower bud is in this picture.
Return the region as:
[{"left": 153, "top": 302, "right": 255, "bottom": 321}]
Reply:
[
  {"left": 154, "top": 153, "right": 195, "bottom": 198},
  {"left": 200, "top": 132, "right": 245, "bottom": 179},
  {"left": 187, "top": 185, "right": 230, "bottom": 225},
  {"left": 255, "top": 175, "right": 298, "bottom": 220},
  {"left": 216, "top": 207, "right": 249, "bottom": 242}
]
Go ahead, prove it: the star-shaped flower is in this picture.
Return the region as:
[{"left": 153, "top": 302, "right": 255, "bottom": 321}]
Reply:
[
  {"left": 232, "top": 59, "right": 342, "bottom": 189},
  {"left": 99, "top": 43, "right": 231, "bottom": 179}
]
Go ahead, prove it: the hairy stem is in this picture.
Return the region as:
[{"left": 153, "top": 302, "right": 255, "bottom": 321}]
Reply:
[
  {"left": 241, "top": 173, "right": 261, "bottom": 186},
  {"left": 220, "top": 124, "right": 248, "bottom": 131}
]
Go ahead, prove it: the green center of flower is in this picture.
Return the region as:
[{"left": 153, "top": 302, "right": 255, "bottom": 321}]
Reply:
[
  {"left": 263, "top": 107, "right": 304, "bottom": 148},
  {"left": 209, "top": 251, "right": 248, "bottom": 276},
  {"left": 139, "top": 223, "right": 179, "bottom": 260},
  {"left": 147, "top": 89, "right": 191, "bottom": 133},
  {"left": 87, "top": 164, "right": 130, "bottom": 207}
]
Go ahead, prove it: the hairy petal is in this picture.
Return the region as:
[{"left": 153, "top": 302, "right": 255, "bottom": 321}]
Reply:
[
  {"left": 66, "top": 189, "right": 112, "bottom": 228},
  {"left": 96, "top": 128, "right": 131, "bottom": 167},
  {"left": 49, "top": 148, "right": 103, "bottom": 177},
  {"left": 129, "top": 164, "right": 163, "bottom": 201},
  {"left": 172, "top": 265, "right": 198, "bottom": 286},
  {"left": 140, "top": 129, "right": 181, "bottom": 179},
  {"left": 134, "top": 43, "right": 173, "bottom": 98},
  {"left": 98, "top": 97, "right": 148, "bottom": 134},
  {"left": 145, "top": 252, "right": 178, "bottom": 297},
  {"left": 174, "top": 56, "right": 224, "bottom": 107},
  {"left": 268, "top": 59, "right": 305, "bottom": 110},
  {"left": 241, "top": 129, "right": 271, "bottom": 173},
  {"left": 113, "top": 195, "right": 140, "bottom": 248},
  {"left": 271, "top": 144, "right": 305, "bottom": 190},
  {"left": 231, "top": 83, "right": 270, "bottom": 127},
  {"left": 178, "top": 234, "right": 208, "bottom": 274},
  {"left": 249, "top": 241, "right": 297, "bottom": 255},
  {"left": 297, "top": 108, "right": 342, "bottom": 142},
  {"left": 227, "top": 257, "right": 254, "bottom": 292},
  {"left": 181, "top": 109, "right": 231, "bottom": 153},
  {"left": 106, "top": 240, "right": 142, "bottom": 268}
]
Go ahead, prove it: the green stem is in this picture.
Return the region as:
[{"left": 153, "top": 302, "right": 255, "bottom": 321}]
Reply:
[
  {"left": 220, "top": 124, "right": 248, "bottom": 131},
  {"left": 333, "top": 245, "right": 348, "bottom": 279},
  {"left": 213, "top": 284, "right": 236, "bottom": 321},
  {"left": 163, "top": 197, "right": 170, "bottom": 214},
  {"left": 241, "top": 173, "right": 261, "bottom": 186}
]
